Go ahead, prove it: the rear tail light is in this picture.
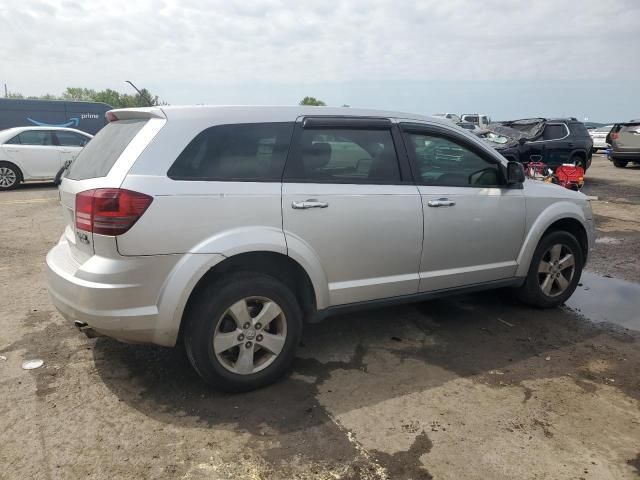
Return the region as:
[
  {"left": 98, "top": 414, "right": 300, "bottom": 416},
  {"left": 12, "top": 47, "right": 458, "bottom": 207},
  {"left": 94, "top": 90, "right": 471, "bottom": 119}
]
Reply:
[
  {"left": 610, "top": 132, "right": 619, "bottom": 140},
  {"left": 75, "top": 189, "right": 153, "bottom": 236}
]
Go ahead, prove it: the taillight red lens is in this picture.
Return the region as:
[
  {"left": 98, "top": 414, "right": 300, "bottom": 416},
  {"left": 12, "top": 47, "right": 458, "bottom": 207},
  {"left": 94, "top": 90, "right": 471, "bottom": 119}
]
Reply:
[
  {"left": 75, "top": 189, "right": 153, "bottom": 236},
  {"left": 610, "top": 132, "right": 619, "bottom": 140}
]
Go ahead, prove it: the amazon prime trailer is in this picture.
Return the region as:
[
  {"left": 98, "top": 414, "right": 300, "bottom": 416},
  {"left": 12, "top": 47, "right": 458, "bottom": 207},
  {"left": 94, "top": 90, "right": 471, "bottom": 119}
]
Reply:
[{"left": 0, "top": 98, "right": 111, "bottom": 135}]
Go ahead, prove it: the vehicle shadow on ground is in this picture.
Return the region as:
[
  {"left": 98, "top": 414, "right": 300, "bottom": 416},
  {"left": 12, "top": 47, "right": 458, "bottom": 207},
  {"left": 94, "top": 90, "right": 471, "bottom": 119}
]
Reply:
[
  {"left": 91, "top": 288, "right": 639, "bottom": 475},
  {"left": 15, "top": 182, "right": 57, "bottom": 191}
]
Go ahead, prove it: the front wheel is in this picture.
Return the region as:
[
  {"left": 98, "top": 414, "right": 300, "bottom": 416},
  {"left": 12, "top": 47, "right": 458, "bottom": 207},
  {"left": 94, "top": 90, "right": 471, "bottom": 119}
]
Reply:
[
  {"left": 612, "top": 159, "right": 628, "bottom": 168},
  {"left": 517, "top": 231, "right": 583, "bottom": 308},
  {"left": 183, "top": 272, "right": 302, "bottom": 391}
]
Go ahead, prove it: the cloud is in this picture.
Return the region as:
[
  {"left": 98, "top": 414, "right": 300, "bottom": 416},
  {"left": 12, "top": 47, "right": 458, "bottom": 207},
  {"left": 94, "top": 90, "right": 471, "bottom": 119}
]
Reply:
[{"left": 0, "top": 0, "right": 639, "bottom": 113}]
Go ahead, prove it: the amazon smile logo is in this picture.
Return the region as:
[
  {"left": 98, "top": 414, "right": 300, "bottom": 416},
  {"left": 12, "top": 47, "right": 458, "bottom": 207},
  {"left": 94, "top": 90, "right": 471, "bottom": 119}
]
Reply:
[{"left": 27, "top": 113, "right": 99, "bottom": 128}]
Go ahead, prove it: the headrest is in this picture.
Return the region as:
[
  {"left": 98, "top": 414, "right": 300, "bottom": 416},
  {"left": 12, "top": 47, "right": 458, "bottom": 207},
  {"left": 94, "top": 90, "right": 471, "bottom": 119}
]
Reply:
[{"left": 303, "top": 142, "right": 331, "bottom": 170}]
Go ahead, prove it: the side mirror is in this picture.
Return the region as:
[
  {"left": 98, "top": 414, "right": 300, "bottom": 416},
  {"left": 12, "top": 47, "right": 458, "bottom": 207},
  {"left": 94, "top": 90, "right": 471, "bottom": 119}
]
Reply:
[{"left": 506, "top": 161, "right": 525, "bottom": 184}]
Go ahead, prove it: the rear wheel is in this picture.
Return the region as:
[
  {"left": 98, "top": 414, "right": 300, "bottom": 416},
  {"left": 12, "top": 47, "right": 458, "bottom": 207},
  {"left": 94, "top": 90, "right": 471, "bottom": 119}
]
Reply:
[
  {"left": 570, "top": 154, "right": 585, "bottom": 169},
  {"left": 613, "top": 159, "right": 628, "bottom": 168},
  {"left": 517, "top": 231, "right": 583, "bottom": 308},
  {"left": 0, "top": 162, "right": 20, "bottom": 190},
  {"left": 183, "top": 272, "right": 302, "bottom": 391}
]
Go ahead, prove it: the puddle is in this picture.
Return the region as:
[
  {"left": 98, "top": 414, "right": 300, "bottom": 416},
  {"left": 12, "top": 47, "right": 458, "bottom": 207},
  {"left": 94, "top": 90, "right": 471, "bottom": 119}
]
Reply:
[{"left": 566, "top": 272, "right": 640, "bottom": 331}]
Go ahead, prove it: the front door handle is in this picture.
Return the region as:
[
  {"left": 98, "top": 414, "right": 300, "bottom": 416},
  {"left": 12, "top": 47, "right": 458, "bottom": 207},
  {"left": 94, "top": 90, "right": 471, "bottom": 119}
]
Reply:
[
  {"left": 427, "top": 198, "right": 456, "bottom": 208},
  {"left": 292, "top": 199, "right": 329, "bottom": 210}
]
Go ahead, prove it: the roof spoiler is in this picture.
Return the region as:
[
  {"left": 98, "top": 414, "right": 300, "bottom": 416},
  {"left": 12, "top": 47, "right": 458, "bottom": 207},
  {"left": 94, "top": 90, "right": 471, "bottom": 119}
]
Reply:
[{"left": 105, "top": 107, "right": 166, "bottom": 122}]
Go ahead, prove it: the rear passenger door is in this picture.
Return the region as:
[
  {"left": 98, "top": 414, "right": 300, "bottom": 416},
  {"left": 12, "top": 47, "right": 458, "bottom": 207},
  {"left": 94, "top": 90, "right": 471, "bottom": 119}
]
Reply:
[
  {"left": 528, "top": 123, "right": 571, "bottom": 165},
  {"left": 282, "top": 118, "right": 423, "bottom": 306},
  {"left": 53, "top": 131, "right": 91, "bottom": 167}
]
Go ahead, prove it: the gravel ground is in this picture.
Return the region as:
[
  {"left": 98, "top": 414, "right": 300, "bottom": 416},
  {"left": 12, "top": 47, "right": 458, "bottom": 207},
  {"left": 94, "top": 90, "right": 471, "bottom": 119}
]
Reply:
[{"left": 1, "top": 153, "right": 639, "bottom": 479}]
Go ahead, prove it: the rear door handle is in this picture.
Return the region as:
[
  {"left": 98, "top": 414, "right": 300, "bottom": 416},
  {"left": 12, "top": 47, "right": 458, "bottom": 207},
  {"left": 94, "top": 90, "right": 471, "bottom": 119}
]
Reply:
[
  {"left": 427, "top": 198, "right": 456, "bottom": 207},
  {"left": 5, "top": 148, "right": 19, "bottom": 153},
  {"left": 292, "top": 199, "right": 329, "bottom": 210}
]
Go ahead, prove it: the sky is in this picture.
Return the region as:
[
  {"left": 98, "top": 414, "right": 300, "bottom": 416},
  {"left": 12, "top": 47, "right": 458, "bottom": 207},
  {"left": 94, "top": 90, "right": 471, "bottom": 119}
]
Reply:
[{"left": 1, "top": 0, "right": 639, "bottom": 122}]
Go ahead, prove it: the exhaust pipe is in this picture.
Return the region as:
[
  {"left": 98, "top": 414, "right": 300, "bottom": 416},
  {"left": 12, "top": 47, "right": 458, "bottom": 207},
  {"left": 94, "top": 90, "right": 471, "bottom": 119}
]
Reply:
[{"left": 73, "top": 320, "right": 102, "bottom": 339}]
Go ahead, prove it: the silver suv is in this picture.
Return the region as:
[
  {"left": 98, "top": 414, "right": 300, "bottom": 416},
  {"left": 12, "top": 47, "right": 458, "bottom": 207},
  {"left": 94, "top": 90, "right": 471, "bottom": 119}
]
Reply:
[{"left": 46, "top": 106, "right": 595, "bottom": 391}]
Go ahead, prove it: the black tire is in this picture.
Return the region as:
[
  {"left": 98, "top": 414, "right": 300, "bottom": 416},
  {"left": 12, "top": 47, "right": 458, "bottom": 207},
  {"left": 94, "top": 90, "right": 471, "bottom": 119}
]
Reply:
[
  {"left": 517, "top": 231, "right": 583, "bottom": 308},
  {"left": 183, "top": 272, "right": 302, "bottom": 392},
  {"left": 612, "top": 159, "right": 628, "bottom": 168},
  {"left": 0, "top": 161, "right": 21, "bottom": 190},
  {"left": 570, "top": 154, "right": 585, "bottom": 170}
]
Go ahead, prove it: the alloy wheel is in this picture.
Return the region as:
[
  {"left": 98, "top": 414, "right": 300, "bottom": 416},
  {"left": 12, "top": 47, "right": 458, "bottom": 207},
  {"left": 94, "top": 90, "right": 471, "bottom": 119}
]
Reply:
[
  {"left": 537, "top": 243, "right": 576, "bottom": 297},
  {"left": 213, "top": 296, "right": 287, "bottom": 375},
  {"left": 0, "top": 167, "right": 17, "bottom": 188}
]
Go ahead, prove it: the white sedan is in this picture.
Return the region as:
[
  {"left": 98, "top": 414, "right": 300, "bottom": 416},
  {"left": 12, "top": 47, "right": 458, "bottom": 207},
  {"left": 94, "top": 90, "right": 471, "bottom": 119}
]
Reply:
[
  {"left": 0, "top": 126, "right": 92, "bottom": 190},
  {"left": 589, "top": 125, "right": 613, "bottom": 152}
]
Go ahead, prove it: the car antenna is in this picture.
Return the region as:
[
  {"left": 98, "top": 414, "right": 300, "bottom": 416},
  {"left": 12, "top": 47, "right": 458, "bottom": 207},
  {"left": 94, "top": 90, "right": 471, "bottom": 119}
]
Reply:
[{"left": 125, "top": 80, "right": 154, "bottom": 107}]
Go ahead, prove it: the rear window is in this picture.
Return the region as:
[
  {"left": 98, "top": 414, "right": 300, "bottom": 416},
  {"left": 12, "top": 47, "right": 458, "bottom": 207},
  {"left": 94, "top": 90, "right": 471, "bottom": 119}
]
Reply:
[
  {"left": 66, "top": 119, "right": 147, "bottom": 180},
  {"left": 167, "top": 123, "right": 294, "bottom": 181},
  {"left": 568, "top": 123, "right": 590, "bottom": 137},
  {"left": 620, "top": 124, "right": 640, "bottom": 133}
]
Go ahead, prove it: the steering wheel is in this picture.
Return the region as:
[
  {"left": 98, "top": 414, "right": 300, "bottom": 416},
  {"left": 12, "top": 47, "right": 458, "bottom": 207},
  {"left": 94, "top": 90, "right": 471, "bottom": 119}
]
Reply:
[{"left": 468, "top": 167, "right": 497, "bottom": 186}]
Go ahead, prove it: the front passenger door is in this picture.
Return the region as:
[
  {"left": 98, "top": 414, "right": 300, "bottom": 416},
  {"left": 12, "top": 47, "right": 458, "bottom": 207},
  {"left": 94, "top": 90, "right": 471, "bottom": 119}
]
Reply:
[
  {"left": 5, "top": 130, "right": 59, "bottom": 179},
  {"left": 402, "top": 124, "right": 526, "bottom": 292}
]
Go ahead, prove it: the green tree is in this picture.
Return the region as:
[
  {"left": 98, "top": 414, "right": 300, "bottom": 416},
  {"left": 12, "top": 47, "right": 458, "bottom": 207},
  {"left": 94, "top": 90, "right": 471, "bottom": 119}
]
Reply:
[
  {"left": 299, "top": 96, "right": 326, "bottom": 106},
  {"left": 5, "top": 86, "right": 164, "bottom": 108}
]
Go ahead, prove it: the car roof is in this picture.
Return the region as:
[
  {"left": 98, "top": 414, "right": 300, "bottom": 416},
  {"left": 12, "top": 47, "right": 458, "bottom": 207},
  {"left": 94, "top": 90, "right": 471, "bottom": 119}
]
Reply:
[
  {"left": 110, "top": 105, "right": 450, "bottom": 126},
  {"left": 0, "top": 126, "right": 92, "bottom": 143}
]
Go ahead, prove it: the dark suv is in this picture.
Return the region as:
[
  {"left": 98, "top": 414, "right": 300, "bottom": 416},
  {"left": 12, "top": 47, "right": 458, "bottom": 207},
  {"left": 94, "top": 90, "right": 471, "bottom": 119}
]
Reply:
[
  {"left": 607, "top": 120, "right": 640, "bottom": 168},
  {"left": 477, "top": 118, "right": 593, "bottom": 171}
]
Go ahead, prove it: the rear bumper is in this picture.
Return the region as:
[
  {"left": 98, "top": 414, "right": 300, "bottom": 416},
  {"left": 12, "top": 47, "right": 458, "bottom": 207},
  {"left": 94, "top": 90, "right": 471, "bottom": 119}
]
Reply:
[
  {"left": 610, "top": 150, "right": 640, "bottom": 161},
  {"left": 46, "top": 238, "right": 182, "bottom": 346}
]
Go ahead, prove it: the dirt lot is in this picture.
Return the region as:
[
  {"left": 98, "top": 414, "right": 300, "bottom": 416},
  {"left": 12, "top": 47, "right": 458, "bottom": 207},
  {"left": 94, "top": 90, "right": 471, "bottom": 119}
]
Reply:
[{"left": 1, "top": 154, "right": 639, "bottom": 479}]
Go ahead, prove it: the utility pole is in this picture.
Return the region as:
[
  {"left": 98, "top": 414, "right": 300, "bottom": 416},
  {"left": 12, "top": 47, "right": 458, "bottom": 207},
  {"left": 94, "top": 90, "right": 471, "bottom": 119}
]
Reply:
[{"left": 4, "top": 83, "right": 7, "bottom": 98}]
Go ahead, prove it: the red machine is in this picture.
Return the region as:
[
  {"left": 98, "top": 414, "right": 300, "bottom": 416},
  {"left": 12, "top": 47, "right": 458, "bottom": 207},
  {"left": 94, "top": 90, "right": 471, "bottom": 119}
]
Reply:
[
  {"left": 554, "top": 164, "right": 585, "bottom": 191},
  {"left": 524, "top": 162, "right": 584, "bottom": 191}
]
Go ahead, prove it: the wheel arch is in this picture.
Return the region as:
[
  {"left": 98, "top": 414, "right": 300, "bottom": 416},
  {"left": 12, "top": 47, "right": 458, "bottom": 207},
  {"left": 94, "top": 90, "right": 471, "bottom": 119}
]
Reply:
[
  {"left": 516, "top": 203, "right": 590, "bottom": 277},
  {"left": 176, "top": 251, "right": 319, "bottom": 345}
]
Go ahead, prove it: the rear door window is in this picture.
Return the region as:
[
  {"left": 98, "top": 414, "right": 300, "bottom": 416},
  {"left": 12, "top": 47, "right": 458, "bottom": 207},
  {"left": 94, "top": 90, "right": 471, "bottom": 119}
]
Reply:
[
  {"left": 542, "top": 124, "right": 567, "bottom": 140},
  {"left": 66, "top": 119, "right": 147, "bottom": 180},
  {"left": 17, "top": 130, "right": 54, "bottom": 146},
  {"left": 284, "top": 128, "right": 401, "bottom": 184},
  {"left": 168, "top": 123, "right": 294, "bottom": 181},
  {"left": 54, "top": 131, "right": 90, "bottom": 147}
]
